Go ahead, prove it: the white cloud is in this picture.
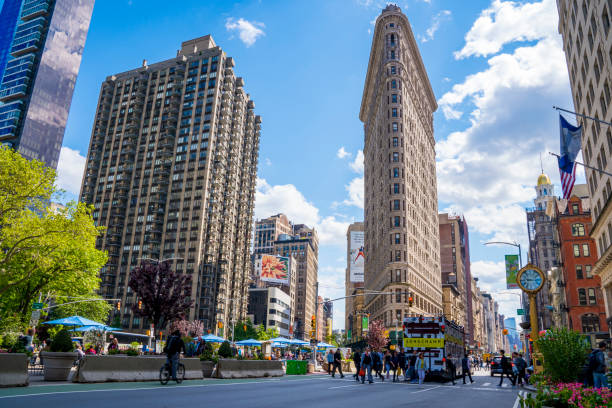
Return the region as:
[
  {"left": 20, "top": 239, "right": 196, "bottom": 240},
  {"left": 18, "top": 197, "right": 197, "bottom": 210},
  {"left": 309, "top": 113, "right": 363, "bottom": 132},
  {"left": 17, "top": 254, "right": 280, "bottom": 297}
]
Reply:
[
  {"left": 255, "top": 178, "right": 351, "bottom": 247},
  {"left": 336, "top": 146, "right": 351, "bottom": 159},
  {"left": 225, "top": 18, "right": 265, "bottom": 47},
  {"left": 420, "top": 10, "right": 451, "bottom": 43},
  {"left": 318, "top": 266, "right": 347, "bottom": 330},
  {"left": 455, "top": 0, "right": 557, "bottom": 59},
  {"left": 342, "top": 177, "right": 365, "bottom": 209},
  {"left": 264, "top": 158, "right": 272, "bottom": 166},
  {"left": 56, "top": 146, "right": 86, "bottom": 195},
  {"left": 349, "top": 150, "right": 364, "bottom": 174}
]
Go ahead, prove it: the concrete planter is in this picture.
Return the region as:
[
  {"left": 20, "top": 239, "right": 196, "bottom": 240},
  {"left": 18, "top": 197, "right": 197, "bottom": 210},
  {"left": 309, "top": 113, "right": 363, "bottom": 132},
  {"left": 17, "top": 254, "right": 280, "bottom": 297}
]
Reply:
[
  {"left": 216, "top": 359, "right": 284, "bottom": 379},
  {"left": 201, "top": 360, "right": 215, "bottom": 377},
  {"left": 74, "top": 355, "right": 202, "bottom": 383},
  {"left": 0, "top": 353, "right": 29, "bottom": 387},
  {"left": 41, "top": 351, "right": 78, "bottom": 381}
]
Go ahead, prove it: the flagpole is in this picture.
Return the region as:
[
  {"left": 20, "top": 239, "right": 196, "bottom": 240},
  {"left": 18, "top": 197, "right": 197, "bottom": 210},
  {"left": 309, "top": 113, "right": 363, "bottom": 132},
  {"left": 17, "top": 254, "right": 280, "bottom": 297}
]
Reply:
[
  {"left": 549, "top": 152, "right": 612, "bottom": 177},
  {"left": 553, "top": 106, "right": 612, "bottom": 127}
]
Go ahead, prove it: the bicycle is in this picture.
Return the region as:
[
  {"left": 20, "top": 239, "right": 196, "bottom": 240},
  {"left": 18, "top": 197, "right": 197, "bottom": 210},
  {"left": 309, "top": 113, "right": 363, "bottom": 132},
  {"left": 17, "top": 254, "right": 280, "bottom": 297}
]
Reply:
[{"left": 160, "top": 360, "right": 185, "bottom": 385}]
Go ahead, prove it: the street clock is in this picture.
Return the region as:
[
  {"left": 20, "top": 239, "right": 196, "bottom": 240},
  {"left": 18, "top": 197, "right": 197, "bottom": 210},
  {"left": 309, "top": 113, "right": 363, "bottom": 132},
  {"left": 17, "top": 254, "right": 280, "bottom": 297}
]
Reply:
[{"left": 516, "top": 264, "right": 545, "bottom": 294}]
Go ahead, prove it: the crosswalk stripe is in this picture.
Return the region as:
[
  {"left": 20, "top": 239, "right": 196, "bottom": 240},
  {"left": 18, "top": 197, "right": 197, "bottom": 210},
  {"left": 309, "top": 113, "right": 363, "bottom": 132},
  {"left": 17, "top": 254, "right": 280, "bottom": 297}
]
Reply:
[{"left": 483, "top": 382, "right": 491, "bottom": 386}]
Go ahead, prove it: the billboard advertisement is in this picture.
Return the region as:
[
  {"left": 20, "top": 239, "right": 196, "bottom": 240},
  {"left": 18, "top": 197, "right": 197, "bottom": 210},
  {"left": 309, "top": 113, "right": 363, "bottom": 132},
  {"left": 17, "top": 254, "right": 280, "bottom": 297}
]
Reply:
[
  {"left": 260, "top": 255, "right": 290, "bottom": 284},
  {"left": 505, "top": 254, "right": 519, "bottom": 289},
  {"left": 350, "top": 231, "right": 365, "bottom": 282}
]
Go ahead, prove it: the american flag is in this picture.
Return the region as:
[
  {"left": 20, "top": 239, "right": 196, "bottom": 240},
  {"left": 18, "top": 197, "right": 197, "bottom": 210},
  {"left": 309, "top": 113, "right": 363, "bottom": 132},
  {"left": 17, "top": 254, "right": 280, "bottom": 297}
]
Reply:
[
  {"left": 558, "top": 159, "right": 576, "bottom": 199},
  {"left": 558, "top": 115, "right": 582, "bottom": 199}
]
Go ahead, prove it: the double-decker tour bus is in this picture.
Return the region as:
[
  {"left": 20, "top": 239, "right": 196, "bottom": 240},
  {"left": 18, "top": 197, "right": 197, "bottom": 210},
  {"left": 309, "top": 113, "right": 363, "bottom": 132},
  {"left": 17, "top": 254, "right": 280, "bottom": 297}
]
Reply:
[{"left": 402, "top": 316, "right": 465, "bottom": 381}]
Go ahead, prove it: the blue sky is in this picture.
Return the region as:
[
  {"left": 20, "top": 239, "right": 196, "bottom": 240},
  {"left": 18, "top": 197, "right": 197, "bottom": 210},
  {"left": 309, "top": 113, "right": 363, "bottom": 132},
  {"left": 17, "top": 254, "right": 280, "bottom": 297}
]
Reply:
[{"left": 48, "top": 0, "right": 576, "bottom": 329}]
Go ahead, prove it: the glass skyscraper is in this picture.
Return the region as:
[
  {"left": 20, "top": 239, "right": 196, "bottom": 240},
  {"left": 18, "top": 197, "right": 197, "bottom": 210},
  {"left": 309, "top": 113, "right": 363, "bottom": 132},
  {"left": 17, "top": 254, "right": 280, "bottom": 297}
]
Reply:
[{"left": 0, "top": 0, "right": 95, "bottom": 169}]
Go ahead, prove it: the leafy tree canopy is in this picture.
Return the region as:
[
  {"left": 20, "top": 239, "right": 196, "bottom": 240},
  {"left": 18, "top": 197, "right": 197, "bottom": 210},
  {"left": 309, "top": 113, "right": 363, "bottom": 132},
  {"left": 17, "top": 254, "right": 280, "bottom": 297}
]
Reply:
[
  {"left": 256, "top": 324, "right": 279, "bottom": 341},
  {"left": 232, "top": 319, "right": 258, "bottom": 342},
  {"left": 48, "top": 294, "right": 112, "bottom": 325}
]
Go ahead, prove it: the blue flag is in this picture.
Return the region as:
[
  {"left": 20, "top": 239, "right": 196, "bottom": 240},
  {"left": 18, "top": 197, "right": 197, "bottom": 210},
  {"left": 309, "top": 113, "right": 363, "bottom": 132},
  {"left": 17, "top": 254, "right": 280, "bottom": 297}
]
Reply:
[
  {"left": 558, "top": 114, "right": 582, "bottom": 199},
  {"left": 558, "top": 114, "right": 582, "bottom": 173}
]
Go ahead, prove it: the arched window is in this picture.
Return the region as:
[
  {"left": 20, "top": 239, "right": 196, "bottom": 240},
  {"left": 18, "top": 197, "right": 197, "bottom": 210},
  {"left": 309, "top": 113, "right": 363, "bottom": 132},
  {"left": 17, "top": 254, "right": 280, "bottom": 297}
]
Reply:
[
  {"left": 581, "top": 313, "right": 600, "bottom": 333},
  {"left": 390, "top": 34, "right": 395, "bottom": 45},
  {"left": 572, "top": 223, "right": 585, "bottom": 236},
  {"left": 543, "top": 188, "right": 547, "bottom": 195}
]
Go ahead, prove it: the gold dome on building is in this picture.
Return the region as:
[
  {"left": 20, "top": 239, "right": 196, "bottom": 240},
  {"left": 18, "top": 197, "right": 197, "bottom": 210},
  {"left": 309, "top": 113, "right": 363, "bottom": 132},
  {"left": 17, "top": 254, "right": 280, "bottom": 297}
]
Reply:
[{"left": 537, "top": 173, "right": 551, "bottom": 186}]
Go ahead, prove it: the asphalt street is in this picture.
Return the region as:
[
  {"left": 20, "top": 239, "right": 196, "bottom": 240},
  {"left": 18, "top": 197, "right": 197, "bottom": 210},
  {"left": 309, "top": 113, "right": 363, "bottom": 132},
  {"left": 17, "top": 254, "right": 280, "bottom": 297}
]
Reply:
[{"left": 0, "top": 370, "right": 525, "bottom": 408}]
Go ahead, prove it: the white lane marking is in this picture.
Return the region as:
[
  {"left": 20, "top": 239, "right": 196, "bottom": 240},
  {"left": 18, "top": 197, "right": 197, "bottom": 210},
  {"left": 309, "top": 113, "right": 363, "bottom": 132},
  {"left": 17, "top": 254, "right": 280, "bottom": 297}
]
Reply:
[
  {"left": 512, "top": 391, "right": 524, "bottom": 408},
  {"left": 483, "top": 382, "right": 491, "bottom": 386},
  {"left": 0, "top": 377, "right": 342, "bottom": 400},
  {"left": 411, "top": 385, "right": 441, "bottom": 394},
  {"left": 328, "top": 384, "right": 365, "bottom": 389}
]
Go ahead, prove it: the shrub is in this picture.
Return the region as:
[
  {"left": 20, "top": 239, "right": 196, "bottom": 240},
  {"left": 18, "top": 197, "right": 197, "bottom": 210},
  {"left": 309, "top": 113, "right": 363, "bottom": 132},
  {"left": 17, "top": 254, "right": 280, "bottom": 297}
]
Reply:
[
  {"left": 125, "top": 349, "right": 138, "bottom": 356},
  {"left": 50, "top": 329, "right": 74, "bottom": 352},
  {"left": 218, "top": 341, "right": 232, "bottom": 358},
  {"left": 107, "top": 348, "right": 119, "bottom": 355},
  {"left": 535, "top": 328, "right": 590, "bottom": 383}
]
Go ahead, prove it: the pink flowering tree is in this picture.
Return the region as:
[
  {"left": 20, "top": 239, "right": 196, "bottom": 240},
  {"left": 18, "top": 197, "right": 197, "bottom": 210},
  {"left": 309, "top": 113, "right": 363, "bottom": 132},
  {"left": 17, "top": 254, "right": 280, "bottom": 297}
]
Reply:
[
  {"left": 170, "top": 318, "right": 204, "bottom": 338},
  {"left": 367, "top": 319, "right": 387, "bottom": 351}
]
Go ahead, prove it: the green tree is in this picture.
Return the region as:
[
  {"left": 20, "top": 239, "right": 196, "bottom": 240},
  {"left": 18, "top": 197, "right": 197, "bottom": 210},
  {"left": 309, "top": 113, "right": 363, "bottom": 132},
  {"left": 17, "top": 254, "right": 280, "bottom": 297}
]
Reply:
[
  {"left": 218, "top": 340, "right": 232, "bottom": 358},
  {"left": 255, "top": 324, "right": 279, "bottom": 340},
  {"left": 535, "top": 327, "right": 590, "bottom": 383},
  {"left": 0, "top": 146, "right": 107, "bottom": 326},
  {"left": 232, "top": 319, "right": 258, "bottom": 341}
]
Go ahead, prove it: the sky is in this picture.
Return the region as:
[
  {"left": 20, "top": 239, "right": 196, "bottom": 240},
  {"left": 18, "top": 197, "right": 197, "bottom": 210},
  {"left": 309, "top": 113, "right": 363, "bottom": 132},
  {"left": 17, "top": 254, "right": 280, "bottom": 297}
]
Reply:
[{"left": 46, "top": 0, "right": 578, "bottom": 331}]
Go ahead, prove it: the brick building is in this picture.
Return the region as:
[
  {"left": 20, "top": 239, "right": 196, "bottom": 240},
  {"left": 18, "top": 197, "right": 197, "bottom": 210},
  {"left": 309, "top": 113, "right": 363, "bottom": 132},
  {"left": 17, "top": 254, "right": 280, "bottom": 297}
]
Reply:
[{"left": 557, "top": 190, "right": 609, "bottom": 345}]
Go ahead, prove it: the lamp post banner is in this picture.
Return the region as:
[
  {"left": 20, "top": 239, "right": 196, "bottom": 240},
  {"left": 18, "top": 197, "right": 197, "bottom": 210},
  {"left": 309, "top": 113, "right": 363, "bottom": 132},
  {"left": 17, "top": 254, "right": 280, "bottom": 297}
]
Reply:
[{"left": 505, "top": 255, "right": 519, "bottom": 289}]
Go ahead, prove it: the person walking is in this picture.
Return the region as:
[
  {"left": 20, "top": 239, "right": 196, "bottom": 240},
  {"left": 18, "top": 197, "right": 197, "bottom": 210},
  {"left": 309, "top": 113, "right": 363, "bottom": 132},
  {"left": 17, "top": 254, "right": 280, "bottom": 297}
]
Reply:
[
  {"left": 398, "top": 348, "right": 407, "bottom": 381},
  {"left": 372, "top": 349, "right": 384, "bottom": 381},
  {"left": 592, "top": 341, "right": 609, "bottom": 389},
  {"left": 513, "top": 353, "right": 527, "bottom": 386},
  {"left": 163, "top": 330, "right": 186, "bottom": 382},
  {"left": 391, "top": 350, "right": 399, "bottom": 382},
  {"left": 497, "top": 350, "right": 516, "bottom": 387},
  {"left": 461, "top": 354, "right": 474, "bottom": 384},
  {"left": 360, "top": 347, "right": 374, "bottom": 384},
  {"left": 326, "top": 349, "right": 334, "bottom": 375},
  {"left": 331, "top": 348, "right": 345, "bottom": 378},
  {"left": 446, "top": 354, "right": 456, "bottom": 385},
  {"left": 409, "top": 350, "right": 418, "bottom": 383},
  {"left": 384, "top": 350, "right": 392, "bottom": 380},
  {"left": 352, "top": 348, "right": 361, "bottom": 382},
  {"left": 416, "top": 352, "right": 428, "bottom": 384}
]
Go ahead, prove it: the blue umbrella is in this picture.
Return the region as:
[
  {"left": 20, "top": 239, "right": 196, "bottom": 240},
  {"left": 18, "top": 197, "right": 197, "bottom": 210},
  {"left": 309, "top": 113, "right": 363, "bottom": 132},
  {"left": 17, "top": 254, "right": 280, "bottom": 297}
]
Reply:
[
  {"left": 235, "top": 338, "right": 262, "bottom": 347},
  {"left": 317, "top": 342, "right": 334, "bottom": 348},
  {"left": 268, "top": 337, "right": 291, "bottom": 343},
  {"left": 288, "top": 339, "right": 309, "bottom": 346},
  {"left": 198, "top": 334, "right": 226, "bottom": 343},
  {"left": 68, "top": 325, "right": 122, "bottom": 332},
  {"left": 44, "top": 316, "right": 105, "bottom": 327}
]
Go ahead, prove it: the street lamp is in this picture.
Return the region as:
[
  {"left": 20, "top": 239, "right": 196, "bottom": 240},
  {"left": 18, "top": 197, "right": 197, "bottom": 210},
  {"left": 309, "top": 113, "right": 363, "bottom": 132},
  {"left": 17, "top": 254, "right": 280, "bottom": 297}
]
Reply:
[{"left": 483, "top": 241, "right": 522, "bottom": 268}]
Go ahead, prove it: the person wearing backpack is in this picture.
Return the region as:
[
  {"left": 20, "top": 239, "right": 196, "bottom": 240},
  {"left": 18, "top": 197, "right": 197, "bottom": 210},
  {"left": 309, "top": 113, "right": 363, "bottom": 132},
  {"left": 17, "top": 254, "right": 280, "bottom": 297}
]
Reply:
[
  {"left": 360, "top": 347, "right": 374, "bottom": 384},
  {"left": 352, "top": 348, "right": 361, "bottom": 382},
  {"left": 592, "top": 341, "right": 609, "bottom": 389},
  {"left": 372, "top": 349, "right": 384, "bottom": 381},
  {"left": 163, "top": 330, "right": 186, "bottom": 382}
]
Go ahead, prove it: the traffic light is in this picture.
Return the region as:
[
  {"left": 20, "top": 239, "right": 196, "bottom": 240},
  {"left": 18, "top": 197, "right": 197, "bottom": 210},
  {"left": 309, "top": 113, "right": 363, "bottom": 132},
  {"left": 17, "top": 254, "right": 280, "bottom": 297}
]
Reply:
[
  {"left": 116, "top": 301, "right": 121, "bottom": 310},
  {"left": 503, "top": 329, "right": 509, "bottom": 335},
  {"left": 137, "top": 300, "right": 142, "bottom": 310},
  {"left": 243, "top": 324, "right": 247, "bottom": 331},
  {"left": 311, "top": 315, "right": 316, "bottom": 329},
  {"left": 408, "top": 296, "right": 413, "bottom": 307},
  {"left": 217, "top": 321, "right": 223, "bottom": 329}
]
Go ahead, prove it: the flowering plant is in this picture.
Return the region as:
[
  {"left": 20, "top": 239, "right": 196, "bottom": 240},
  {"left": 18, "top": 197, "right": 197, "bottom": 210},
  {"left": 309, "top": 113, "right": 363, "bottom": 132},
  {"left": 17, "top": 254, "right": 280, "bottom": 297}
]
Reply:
[{"left": 520, "top": 382, "right": 611, "bottom": 408}]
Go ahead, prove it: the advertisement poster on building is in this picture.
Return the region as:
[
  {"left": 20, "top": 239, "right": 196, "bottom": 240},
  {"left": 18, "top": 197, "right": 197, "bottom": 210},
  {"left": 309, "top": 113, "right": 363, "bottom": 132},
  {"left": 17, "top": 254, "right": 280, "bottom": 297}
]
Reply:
[
  {"left": 260, "top": 255, "right": 290, "bottom": 284},
  {"left": 505, "top": 254, "right": 519, "bottom": 289},
  {"left": 350, "top": 231, "right": 365, "bottom": 282}
]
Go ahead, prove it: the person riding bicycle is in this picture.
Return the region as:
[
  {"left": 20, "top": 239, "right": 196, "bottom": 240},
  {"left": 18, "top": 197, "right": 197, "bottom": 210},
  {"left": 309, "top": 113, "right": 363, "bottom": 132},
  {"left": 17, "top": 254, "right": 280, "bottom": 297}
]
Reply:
[{"left": 163, "top": 330, "right": 186, "bottom": 382}]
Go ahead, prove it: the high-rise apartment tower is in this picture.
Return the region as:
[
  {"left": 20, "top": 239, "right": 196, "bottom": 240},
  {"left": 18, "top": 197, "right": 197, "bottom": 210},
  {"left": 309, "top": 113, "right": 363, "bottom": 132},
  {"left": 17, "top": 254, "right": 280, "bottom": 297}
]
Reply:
[
  {"left": 0, "top": 0, "right": 95, "bottom": 168},
  {"left": 557, "top": 0, "right": 612, "bottom": 338},
  {"left": 80, "top": 35, "right": 260, "bottom": 335},
  {"left": 360, "top": 5, "right": 442, "bottom": 328}
]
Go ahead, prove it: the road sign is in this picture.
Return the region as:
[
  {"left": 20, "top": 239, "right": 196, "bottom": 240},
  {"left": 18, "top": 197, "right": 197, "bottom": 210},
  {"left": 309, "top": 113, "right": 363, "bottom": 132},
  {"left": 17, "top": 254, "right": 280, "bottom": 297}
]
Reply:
[
  {"left": 31, "top": 310, "right": 41, "bottom": 320},
  {"left": 517, "top": 309, "right": 525, "bottom": 315},
  {"left": 32, "top": 302, "right": 43, "bottom": 310}
]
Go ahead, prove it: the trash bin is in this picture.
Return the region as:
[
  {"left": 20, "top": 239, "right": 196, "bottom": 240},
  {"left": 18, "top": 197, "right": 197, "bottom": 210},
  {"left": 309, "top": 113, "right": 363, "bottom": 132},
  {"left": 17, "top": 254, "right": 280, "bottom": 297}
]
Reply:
[{"left": 286, "top": 360, "right": 308, "bottom": 375}]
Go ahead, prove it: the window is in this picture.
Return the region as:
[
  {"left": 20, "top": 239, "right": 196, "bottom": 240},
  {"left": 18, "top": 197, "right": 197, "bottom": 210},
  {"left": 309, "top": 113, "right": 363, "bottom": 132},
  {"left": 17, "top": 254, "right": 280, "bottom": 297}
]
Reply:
[
  {"left": 393, "top": 200, "right": 400, "bottom": 210},
  {"left": 391, "top": 66, "right": 396, "bottom": 75},
  {"left": 392, "top": 137, "right": 398, "bottom": 147},
  {"left": 393, "top": 183, "right": 400, "bottom": 194},
  {"left": 392, "top": 108, "right": 398, "bottom": 117},
  {"left": 394, "top": 216, "right": 400, "bottom": 227},
  {"left": 588, "top": 288, "right": 597, "bottom": 304},
  {"left": 390, "top": 50, "right": 395, "bottom": 59},
  {"left": 394, "top": 233, "right": 401, "bottom": 244},
  {"left": 583, "top": 243, "right": 590, "bottom": 256},
  {"left": 395, "top": 250, "right": 401, "bottom": 261},
  {"left": 574, "top": 244, "right": 580, "bottom": 257},
  {"left": 393, "top": 168, "right": 399, "bottom": 178},
  {"left": 396, "top": 289, "right": 402, "bottom": 303},
  {"left": 581, "top": 314, "right": 600, "bottom": 333},
  {"left": 578, "top": 288, "right": 587, "bottom": 305},
  {"left": 391, "top": 80, "right": 397, "bottom": 89},
  {"left": 572, "top": 203, "right": 580, "bottom": 214},
  {"left": 576, "top": 265, "right": 583, "bottom": 279},
  {"left": 392, "top": 152, "right": 399, "bottom": 162},
  {"left": 572, "top": 223, "right": 586, "bottom": 236},
  {"left": 392, "top": 122, "right": 398, "bottom": 132},
  {"left": 391, "top": 94, "right": 398, "bottom": 103},
  {"left": 586, "top": 265, "right": 593, "bottom": 278}
]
